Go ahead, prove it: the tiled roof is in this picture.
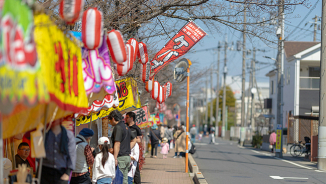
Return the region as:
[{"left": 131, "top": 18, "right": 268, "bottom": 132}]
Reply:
[{"left": 284, "top": 41, "right": 320, "bottom": 58}]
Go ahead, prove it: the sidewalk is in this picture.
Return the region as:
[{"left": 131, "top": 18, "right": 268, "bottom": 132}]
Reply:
[{"left": 141, "top": 148, "right": 192, "bottom": 184}]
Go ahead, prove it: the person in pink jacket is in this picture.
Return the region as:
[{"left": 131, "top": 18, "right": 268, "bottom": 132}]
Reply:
[
  {"left": 269, "top": 130, "right": 276, "bottom": 153},
  {"left": 160, "top": 138, "right": 169, "bottom": 159}
]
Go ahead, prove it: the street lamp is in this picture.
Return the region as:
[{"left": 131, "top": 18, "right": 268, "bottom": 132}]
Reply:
[{"left": 263, "top": 55, "right": 277, "bottom": 61}]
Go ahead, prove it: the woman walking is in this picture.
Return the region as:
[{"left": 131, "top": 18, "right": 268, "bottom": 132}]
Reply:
[
  {"left": 92, "top": 137, "right": 115, "bottom": 184},
  {"left": 173, "top": 127, "right": 186, "bottom": 158},
  {"left": 149, "top": 124, "right": 161, "bottom": 158}
]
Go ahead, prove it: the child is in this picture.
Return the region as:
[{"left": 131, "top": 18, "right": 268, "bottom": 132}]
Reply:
[
  {"left": 128, "top": 143, "right": 139, "bottom": 184},
  {"left": 160, "top": 138, "right": 169, "bottom": 159},
  {"left": 198, "top": 131, "right": 203, "bottom": 142}
]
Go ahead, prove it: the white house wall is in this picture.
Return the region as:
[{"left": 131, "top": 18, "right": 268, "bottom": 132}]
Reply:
[{"left": 283, "top": 58, "right": 295, "bottom": 128}]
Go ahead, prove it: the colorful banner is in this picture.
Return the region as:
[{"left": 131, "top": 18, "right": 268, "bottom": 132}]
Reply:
[
  {"left": 0, "top": 0, "right": 48, "bottom": 114},
  {"left": 122, "top": 106, "right": 148, "bottom": 126},
  {"left": 150, "top": 21, "right": 206, "bottom": 78},
  {"left": 275, "top": 124, "right": 282, "bottom": 152},
  {"left": 76, "top": 77, "right": 141, "bottom": 125},
  {"left": 34, "top": 14, "right": 88, "bottom": 112}
]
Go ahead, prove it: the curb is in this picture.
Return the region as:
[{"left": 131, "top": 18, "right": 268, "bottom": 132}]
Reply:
[{"left": 188, "top": 154, "right": 208, "bottom": 184}]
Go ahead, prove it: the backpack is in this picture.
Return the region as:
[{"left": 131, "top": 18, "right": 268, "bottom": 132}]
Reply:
[{"left": 189, "top": 142, "right": 196, "bottom": 154}]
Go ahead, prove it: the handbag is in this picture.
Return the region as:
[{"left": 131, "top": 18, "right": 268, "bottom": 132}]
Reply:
[
  {"left": 269, "top": 144, "right": 273, "bottom": 149},
  {"left": 112, "top": 166, "right": 123, "bottom": 184}
]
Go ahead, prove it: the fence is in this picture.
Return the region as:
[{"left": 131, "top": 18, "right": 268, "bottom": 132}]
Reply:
[{"left": 287, "top": 115, "right": 318, "bottom": 144}]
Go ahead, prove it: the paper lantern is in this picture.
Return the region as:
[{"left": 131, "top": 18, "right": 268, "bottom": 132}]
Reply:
[
  {"left": 145, "top": 79, "right": 153, "bottom": 92},
  {"left": 151, "top": 81, "right": 160, "bottom": 100},
  {"left": 115, "top": 44, "right": 133, "bottom": 76},
  {"left": 82, "top": 8, "right": 103, "bottom": 49},
  {"left": 141, "top": 62, "right": 151, "bottom": 83},
  {"left": 127, "top": 44, "right": 134, "bottom": 72},
  {"left": 59, "top": 0, "right": 84, "bottom": 24},
  {"left": 106, "top": 29, "right": 126, "bottom": 65},
  {"left": 127, "top": 38, "right": 138, "bottom": 62},
  {"left": 138, "top": 42, "right": 148, "bottom": 64},
  {"left": 157, "top": 86, "right": 166, "bottom": 104},
  {"left": 164, "top": 81, "right": 172, "bottom": 98}
]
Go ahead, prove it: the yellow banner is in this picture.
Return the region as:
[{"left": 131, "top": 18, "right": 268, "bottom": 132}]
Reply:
[
  {"left": 34, "top": 14, "right": 88, "bottom": 112},
  {"left": 276, "top": 129, "right": 282, "bottom": 151},
  {"left": 76, "top": 77, "right": 141, "bottom": 126}
]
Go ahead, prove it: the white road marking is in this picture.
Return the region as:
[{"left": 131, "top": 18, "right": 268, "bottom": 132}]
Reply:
[
  {"left": 315, "top": 170, "right": 326, "bottom": 173},
  {"left": 251, "top": 150, "right": 314, "bottom": 170},
  {"left": 270, "top": 176, "right": 308, "bottom": 180}
]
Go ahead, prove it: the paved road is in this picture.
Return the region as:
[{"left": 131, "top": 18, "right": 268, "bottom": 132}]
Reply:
[{"left": 193, "top": 137, "right": 326, "bottom": 184}]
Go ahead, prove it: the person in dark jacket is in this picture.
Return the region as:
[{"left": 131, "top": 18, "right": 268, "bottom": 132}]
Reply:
[{"left": 149, "top": 124, "right": 161, "bottom": 158}]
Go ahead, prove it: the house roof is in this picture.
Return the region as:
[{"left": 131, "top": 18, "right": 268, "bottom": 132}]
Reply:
[
  {"left": 265, "top": 69, "right": 277, "bottom": 77},
  {"left": 284, "top": 41, "right": 320, "bottom": 58}
]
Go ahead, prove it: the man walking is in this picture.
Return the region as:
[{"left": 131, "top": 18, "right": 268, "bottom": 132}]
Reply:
[
  {"left": 108, "top": 110, "right": 136, "bottom": 184},
  {"left": 71, "top": 128, "right": 95, "bottom": 184},
  {"left": 126, "top": 111, "right": 142, "bottom": 184},
  {"left": 190, "top": 125, "right": 197, "bottom": 143}
]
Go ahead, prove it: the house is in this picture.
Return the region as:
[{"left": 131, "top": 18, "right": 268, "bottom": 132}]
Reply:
[{"left": 266, "top": 41, "right": 320, "bottom": 130}]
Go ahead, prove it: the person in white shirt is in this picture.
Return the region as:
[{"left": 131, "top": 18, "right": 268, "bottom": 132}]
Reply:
[
  {"left": 92, "top": 137, "right": 115, "bottom": 184},
  {"left": 128, "top": 143, "right": 139, "bottom": 184}
]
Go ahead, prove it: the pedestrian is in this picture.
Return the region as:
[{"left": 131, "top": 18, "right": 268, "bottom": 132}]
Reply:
[
  {"left": 164, "top": 126, "right": 173, "bottom": 147},
  {"left": 269, "top": 130, "right": 276, "bottom": 153},
  {"left": 126, "top": 111, "right": 142, "bottom": 184},
  {"left": 15, "top": 142, "right": 31, "bottom": 168},
  {"left": 128, "top": 142, "right": 139, "bottom": 184},
  {"left": 108, "top": 110, "right": 136, "bottom": 184},
  {"left": 71, "top": 128, "right": 95, "bottom": 184},
  {"left": 160, "top": 138, "right": 169, "bottom": 159},
  {"left": 149, "top": 124, "right": 161, "bottom": 158},
  {"left": 173, "top": 127, "right": 186, "bottom": 158},
  {"left": 198, "top": 131, "right": 203, "bottom": 142},
  {"left": 204, "top": 124, "right": 207, "bottom": 136},
  {"left": 92, "top": 137, "right": 115, "bottom": 184},
  {"left": 209, "top": 125, "right": 215, "bottom": 144},
  {"left": 41, "top": 119, "right": 76, "bottom": 184},
  {"left": 190, "top": 125, "right": 197, "bottom": 143}
]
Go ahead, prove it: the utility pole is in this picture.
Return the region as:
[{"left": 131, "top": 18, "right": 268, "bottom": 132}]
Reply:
[
  {"left": 205, "top": 75, "right": 208, "bottom": 126},
  {"left": 215, "top": 42, "right": 221, "bottom": 137},
  {"left": 318, "top": 0, "right": 326, "bottom": 170},
  {"left": 276, "top": 0, "right": 284, "bottom": 158},
  {"left": 240, "top": 5, "right": 247, "bottom": 145},
  {"left": 246, "top": 59, "right": 252, "bottom": 128},
  {"left": 251, "top": 48, "right": 256, "bottom": 132},
  {"left": 210, "top": 69, "right": 213, "bottom": 127},
  {"left": 314, "top": 15, "right": 318, "bottom": 42},
  {"left": 222, "top": 36, "right": 227, "bottom": 138}
]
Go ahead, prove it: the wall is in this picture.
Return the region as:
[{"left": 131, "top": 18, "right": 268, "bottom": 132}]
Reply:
[
  {"left": 283, "top": 58, "right": 295, "bottom": 128},
  {"left": 299, "top": 90, "right": 320, "bottom": 115}
]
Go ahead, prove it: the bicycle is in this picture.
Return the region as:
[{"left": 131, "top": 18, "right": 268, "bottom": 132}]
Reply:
[{"left": 290, "top": 137, "right": 311, "bottom": 157}]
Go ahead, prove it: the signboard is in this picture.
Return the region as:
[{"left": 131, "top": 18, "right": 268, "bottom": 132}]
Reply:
[
  {"left": 150, "top": 21, "right": 206, "bottom": 78},
  {"left": 76, "top": 77, "right": 141, "bottom": 125},
  {"left": 122, "top": 106, "right": 148, "bottom": 126},
  {"left": 275, "top": 124, "right": 282, "bottom": 152},
  {"left": 34, "top": 14, "right": 88, "bottom": 112}
]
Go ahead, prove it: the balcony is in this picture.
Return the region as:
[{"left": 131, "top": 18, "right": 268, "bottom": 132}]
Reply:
[{"left": 300, "top": 77, "right": 320, "bottom": 89}]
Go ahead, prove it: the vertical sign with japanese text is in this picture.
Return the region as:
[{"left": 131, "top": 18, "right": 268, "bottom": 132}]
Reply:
[
  {"left": 275, "top": 124, "right": 282, "bottom": 152},
  {"left": 150, "top": 21, "right": 206, "bottom": 78}
]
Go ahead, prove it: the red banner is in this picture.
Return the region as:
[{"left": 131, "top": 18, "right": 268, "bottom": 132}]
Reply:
[{"left": 150, "top": 21, "right": 206, "bottom": 78}]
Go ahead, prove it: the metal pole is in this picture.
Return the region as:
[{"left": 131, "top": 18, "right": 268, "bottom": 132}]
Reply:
[
  {"left": 210, "top": 70, "right": 213, "bottom": 127},
  {"left": 251, "top": 48, "right": 256, "bottom": 132},
  {"left": 215, "top": 42, "right": 221, "bottom": 137},
  {"left": 276, "top": 0, "right": 284, "bottom": 158},
  {"left": 222, "top": 36, "right": 227, "bottom": 138},
  {"left": 185, "top": 61, "right": 191, "bottom": 173},
  {"left": 240, "top": 5, "right": 247, "bottom": 145},
  {"left": 205, "top": 75, "right": 208, "bottom": 126},
  {"left": 318, "top": 0, "right": 326, "bottom": 170},
  {"left": 314, "top": 15, "right": 318, "bottom": 42}
]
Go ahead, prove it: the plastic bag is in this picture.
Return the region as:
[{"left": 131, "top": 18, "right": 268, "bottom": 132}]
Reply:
[
  {"left": 30, "top": 123, "right": 46, "bottom": 158},
  {"left": 112, "top": 166, "right": 123, "bottom": 184},
  {"left": 170, "top": 141, "right": 174, "bottom": 149}
]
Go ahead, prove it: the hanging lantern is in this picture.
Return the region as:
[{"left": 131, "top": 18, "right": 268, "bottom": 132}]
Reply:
[
  {"left": 127, "top": 38, "right": 138, "bottom": 62},
  {"left": 164, "top": 81, "right": 172, "bottom": 98},
  {"left": 141, "top": 62, "right": 151, "bottom": 83},
  {"left": 106, "top": 29, "right": 126, "bottom": 65},
  {"left": 151, "top": 81, "right": 160, "bottom": 100},
  {"left": 59, "top": 0, "right": 84, "bottom": 24},
  {"left": 157, "top": 86, "right": 166, "bottom": 104},
  {"left": 82, "top": 8, "right": 103, "bottom": 50},
  {"left": 138, "top": 42, "right": 148, "bottom": 64},
  {"left": 127, "top": 43, "right": 134, "bottom": 72},
  {"left": 145, "top": 79, "right": 153, "bottom": 92},
  {"left": 115, "top": 44, "right": 133, "bottom": 76}
]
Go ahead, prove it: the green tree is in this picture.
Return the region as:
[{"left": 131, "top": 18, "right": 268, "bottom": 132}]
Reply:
[{"left": 207, "top": 86, "right": 236, "bottom": 129}]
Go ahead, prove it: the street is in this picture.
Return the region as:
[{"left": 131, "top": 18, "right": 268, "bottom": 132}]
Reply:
[{"left": 193, "top": 137, "right": 326, "bottom": 184}]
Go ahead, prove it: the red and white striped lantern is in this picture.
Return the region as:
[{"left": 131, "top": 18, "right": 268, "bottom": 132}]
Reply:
[
  {"left": 82, "top": 8, "right": 103, "bottom": 50},
  {"left": 115, "top": 44, "right": 133, "bottom": 76},
  {"left": 138, "top": 42, "right": 148, "bottom": 64},
  {"left": 140, "top": 62, "right": 151, "bottom": 83},
  {"left": 151, "top": 81, "right": 160, "bottom": 100},
  {"left": 145, "top": 79, "right": 153, "bottom": 92},
  {"left": 127, "top": 38, "right": 138, "bottom": 62},
  {"left": 59, "top": 0, "right": 84, "bottom": 24},
  {"left": 127, "top": 43, "right": 134, "bottom": 72},
  {"left": 106, "top": 29, "right": 126, "bottom": 65},
  {"left": 164, "top": 81, "right": 172, "bottom": 98},
  {"left": 157, "top": 86, "right": 166, "bottom": 104}
]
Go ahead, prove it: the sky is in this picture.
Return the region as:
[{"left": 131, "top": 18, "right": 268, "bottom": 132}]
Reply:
[{"left": 148, "top": 0, "right": 322, "bottom": 98}]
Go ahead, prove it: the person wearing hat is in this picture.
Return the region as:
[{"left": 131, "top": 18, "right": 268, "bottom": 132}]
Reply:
[
  {"left": 71, "top": 128, "right": 95, "bottom": 184},
  {"left": 92, "top": 137, "right": 115, "bottom": 184},
  {"left": 160, "top": 138, "right": 169, "bottom": 159},
  {"left": 149, "top": 124, "right": 161, "bottom": 158}
]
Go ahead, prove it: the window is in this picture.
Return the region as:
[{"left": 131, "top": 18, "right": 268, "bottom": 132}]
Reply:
[
  {"left": 286, "top": 68, "right": 290, "bottom": 84},
  {"left": 309, "top": 67, "right": 320, "bottom": 77},
  {"left": 271, "top": 80, "right": 274, "bottom": 94}
]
